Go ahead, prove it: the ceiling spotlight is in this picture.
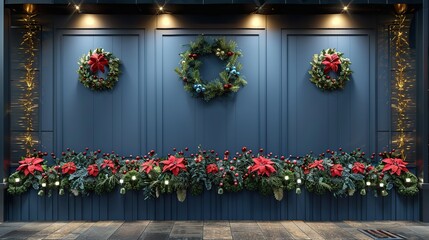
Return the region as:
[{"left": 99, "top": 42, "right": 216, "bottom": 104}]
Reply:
[
  {"left": 75, "top": 5, "right": 80, "bottom": 11},
  {"left": 159, "top": 6, "right": 164, "bottom": 11},
  {"left": 343, "top": 6, "right": 348, "bottom": 11}
]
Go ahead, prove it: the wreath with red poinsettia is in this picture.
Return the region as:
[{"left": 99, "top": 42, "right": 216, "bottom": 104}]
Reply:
[
  {"left": 309, "top": 48, "right": 352, "bottom": 91},
  {"left": 77, "top": 48, "right": 121, "bottom": 91}
]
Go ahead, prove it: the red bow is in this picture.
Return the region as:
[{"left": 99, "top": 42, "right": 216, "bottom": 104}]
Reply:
[
  {"left": 62, "top": 162, "right": 77, "bottom": 175},
  {"left": 322, "top": 53, "right": 341, "bottom": 74},
  {"left": 88, "top": 53, "right": 108, "bottom": 73},
  {"left": 308, "top": 159, "right": 325, "bottom": 171},
  {"left": 382, "top": 158, "right": 408, "bottom": 176},
  {"left": 352, "top": 162, "right": 365, "bottom": 174},
  {"left": 250, "top": 156, "right": 276, "bottom": 177},
  {"left": 330, "top": 164, "right": 343, "bottom": 177},
  {"left": 206, "top": 164, "right": 219, "bottom": 174},
  {"left": 17, "top": 157, "right": 44, "bottom": 176},
  {"left": 142, "top": 160, "right": 159, "bottom": 174},
  {"left": 87, "top": 164, "right": 99, "bottom": 177},
  {"left": 161, "top": 156, "right": 186, "bottom": 176}
]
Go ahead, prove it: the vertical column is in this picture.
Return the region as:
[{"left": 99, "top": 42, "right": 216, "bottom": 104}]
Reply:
[
  {"left": 0, "top": 1, "right": 6, "bottom": 222},
  {"left": 418, "top": 1, "right": 429, "bottom": 222}
]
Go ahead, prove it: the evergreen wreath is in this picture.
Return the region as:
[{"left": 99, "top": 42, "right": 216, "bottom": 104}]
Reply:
[
  {"left": 175, "top": 35, "right": 247, "bottom": 101},
  {"left": 309, "top": 48, "right": 352, "bottom": 91},
  {"left": 77, "top": 48, "right": 121, "bottom": 91}
]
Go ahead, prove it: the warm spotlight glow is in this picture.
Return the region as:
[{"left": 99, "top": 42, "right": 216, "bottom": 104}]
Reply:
[
  {"left": 248, "top": 14, "right": 264, "bottom": 28},
  {"left": 159, "top": 6, "right": 163, "bottom": 11},
  {"left": 75, "top": 5, "right": 80, "bottom": 11},
  {"left": 77, "top": 15, "right": 99, "bottom": 28},
  {"left": 157, "top": 14, "right": 173, "bottom": 28},
  {"left": 343, "top": 6, "right": 348, "bottom": 11}
]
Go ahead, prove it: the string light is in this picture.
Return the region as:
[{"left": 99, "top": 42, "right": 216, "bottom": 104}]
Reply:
[
  {"left": 405, "top": 178, "right": 411, "bottom": 183},
  {"left": 366, "top": 181, "right": 371, "bottom": 186},
  {"left": 18, "top": 12, "right": 39, "bottom": 156},
  {"left": 390, "top": 9, "right": 414, "bottom": 160},
  {"left": 54, "top": 181, "right": 60, "bottom": 186},
  {"left": 284, "top": 176, "right": 289, "bottom": 181}
]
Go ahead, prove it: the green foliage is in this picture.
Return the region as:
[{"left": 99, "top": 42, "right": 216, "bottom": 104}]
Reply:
[
  {"left": 309, "top": 48, "right": 352, "bottom": 91},
  {"left": 77, "top": 48, "right": 121, "bottom": 91},
  {"left": 7, "top": 147, "right": 419, "bottom": 201},
  {"left": 175, "top": 35, "right": 247, "bottom": 101}
]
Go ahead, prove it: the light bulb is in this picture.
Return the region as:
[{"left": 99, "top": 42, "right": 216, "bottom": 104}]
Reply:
[
  {"left": 41, "top": 183, "right": 47, "bottom": 187},
  {"left": 15, "top": 178, "right": 20, "bottom": 183},
  {"left": 405, "top": 178, "right": 411, "bottom": 183},
  {"left": 379, "top": 182, "right": 384, "bottom": 188},
  {"left": 343, "top": 6, "right": 348, "bottom": 11},
  {"left": 75, "top": 5, "right": 80, "bottom": 11},
  {"left": 119, "top": 179, "right": 124, "bottom": 184},
  {"left": 297, "top": 178, "right": 302, "bottom": 184},
  {"left": 131, "top": 176, "right": 136, "bottom": 181},
  {"left": 54, "top": 181, "right": 60, "bottom": 186},
  {"left": 366, "top": 181, "right": 371, "bottom": 186},
  {"left": 284, "top": 176, "right": 289, "bottom": 181},
  {"left": 164, "top": 180, "right": 169, "bottom": 185}
]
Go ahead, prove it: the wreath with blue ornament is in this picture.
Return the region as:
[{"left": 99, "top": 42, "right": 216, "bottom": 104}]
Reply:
[{"left": 175, "top": 36, "right": 247, "bottom": 101}]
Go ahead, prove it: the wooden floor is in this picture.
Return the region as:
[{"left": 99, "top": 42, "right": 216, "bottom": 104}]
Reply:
[{"left": 0, "top": 221, "right": 428, "bottom": 240}]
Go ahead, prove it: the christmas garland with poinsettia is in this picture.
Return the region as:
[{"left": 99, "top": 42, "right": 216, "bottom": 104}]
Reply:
[
  {"left": 309, "top": 48, "right": 352, "bottom": 91},
  {"left": 77, "top": 48, "right": 121, "bottom": 91},
  {"left": 7, "top": 147, "right": 418, "bottom": 201},
  {"left": 175, "top": 35, "right": 247, "bottom": 101}
]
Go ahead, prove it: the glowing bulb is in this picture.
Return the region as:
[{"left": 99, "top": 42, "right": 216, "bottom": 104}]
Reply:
[
  {"left": 405, "top": 178, "right": 411, "bottom": 183},
  {"left": 379, "top": 182, "right": 385, "bottom": 188},
  {"left": 54, "top": 181, "right": 60, "bottom": 186},
  {"left": 284, "top": 176, "right": 289, "bottom": 181},
  {"left": 297, "top": 178, "right": 302, "bottom": 184},
  {"left": 366, "top": 181, "right": 371, "bottom": 186},
  {"left": 343, "top": 6, "right": 348, "bottom": 11},
  {"left": 75, "top": 5, "right": 80, "bottom": 11},
  {"left": 119, "top": 179, "right": 124, "bottom": 184},
  {"left": 159, "top": 6, "right": 163, "bottom": 11},
  {"left": 41, "top": 182, "right": 47, "bottom": 187},
  {"left": 131, "top": 176, "right": 137, "bottom": 181},
  {"left": 164, "top": 180, "right": 169, "bottom": 185},
  {"left": 15, "top": 178, "right": 20, "bottom": 183}
]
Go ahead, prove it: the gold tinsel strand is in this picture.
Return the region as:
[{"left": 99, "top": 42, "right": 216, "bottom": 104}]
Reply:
[
  {"left": 391, "top": 14, "right": 412, "bottom": 160},
  {"left": 19, "top": 13, "right": 39, "bottom": 156}
]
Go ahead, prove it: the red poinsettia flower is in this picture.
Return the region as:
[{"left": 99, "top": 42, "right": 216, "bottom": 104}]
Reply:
[
  {"left": 322, "top": 53, "right": 341, "bottom": 74},
  {"left": 141, "top": 160, "right": 159, "bottom": 174},
  {"left": 17, "top": 157, "right": 44, "bottom": 176},
  {"left": 88, "top": 53, "right": 108, "bottom": 73},
  {"left": 161, "top": 156, "right": 187, "bottom": 176},
  {"left": 330, "top": 164, "right": 344, "bottom": 177},
  {"left": 62, "top": 162, "right": 77, "bottom": 175},
  {"left": 101, "top": 159, "right": 115, "bottom": 170},
  {"left": 87, "top": 164, "right": 99, "bottom": 177},
  {"left": 382, "top": 158, "right": 409, "bottom": 176},
  {"left": 206, "top": 164, "right": 219, "bottom": 174},
  {"left": 250, "top": 156, "right": 277, "bottom": 177},
  {"left": 308, "top": 159, "right": 325, "bottom": 171},
  {"left": 352, "top": 162, "right": 365, "bottom": 174}
]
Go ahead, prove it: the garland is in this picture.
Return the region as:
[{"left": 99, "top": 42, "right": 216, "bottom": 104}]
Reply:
[
  {"left": 77, "top": 48, "right": 121, "bottom": 91},
  {"left": 7, "top": 147, "right": 418, "bottom": 201},
  {"left": 309, "top": 48, "right": 352, "bottom": 91},
  {"left": 175, "top": 36, "right": 247, "bottom": 101}
]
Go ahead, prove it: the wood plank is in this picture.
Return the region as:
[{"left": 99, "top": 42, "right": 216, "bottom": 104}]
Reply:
[
  {"left": 280, "top": 221, "right": 311, "bottom": 239},
  {"left": 108, "top": 221, "right": 149, "bottom": 240},
  {"left": 75, "top": 221, "right": 123, "bottom": 240},
  {"left": 26, "top": 222, "right": 68, "bottom": 240},
  {"left": 44, "top": 222, "right": 86, "bottom": 239},
  {"left": 305, "top": 222, "right": 357, "bottom": 240},
  {"left": 61, "top": 222, "right": 96, "bottom": 240},
  {"left": 293, "top": 221, "right": 324, "bottom": 240}
]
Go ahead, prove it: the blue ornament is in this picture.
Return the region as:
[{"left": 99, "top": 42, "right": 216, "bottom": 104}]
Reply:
[
  {"left": 225, "top": 67, "right": 230, "bottom": 71},
  {"left": 196, "top": 88, "right": 201, "bottom": 93},
  {"left": 201, "top": 87, "right": 206, "bottom": 92},
  {"left": 231, "top": 70, "right": 236, "bottom": 74},
  {"left": 232, "top": 66, "right": 236, "bottom": 70},
  {"left": 236, "top": 71, "right": 240, "bottom": 75},
  {"left": 193, "top": 84, "right": 198, "bottom": 89},
  {"left": 198, "top": 84, "right": 202, "bottom": 88}
]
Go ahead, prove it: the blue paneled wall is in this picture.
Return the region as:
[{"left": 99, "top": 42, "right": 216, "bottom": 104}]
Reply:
[{"left": 5, "top": 14, "right": 420, "bottom": 221}]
